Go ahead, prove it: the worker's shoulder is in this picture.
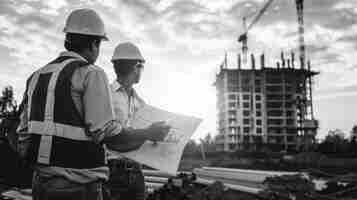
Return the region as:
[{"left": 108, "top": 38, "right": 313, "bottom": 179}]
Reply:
[
  {"left": 73, "top": 61, "right": 99, "bottom": 71},
  {"left": 75, "top": 63, "right": 106, "bottom": 75},
  {"left": 75, "top": 63, "right": 108, "bottom": 81},
  {"left": 83, "top": 63, "right": 105, "bottom": 72}
]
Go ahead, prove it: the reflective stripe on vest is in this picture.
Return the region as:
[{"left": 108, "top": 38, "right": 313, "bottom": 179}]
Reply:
[
  {"left": 28, "top": 121, "right": 91, "bottom": 141},
  {"left": 25, "top": 56, "right": 106, "bottom": 168},
  {"left": 28, "top": 58, "right": 87, "bottom": 139}
]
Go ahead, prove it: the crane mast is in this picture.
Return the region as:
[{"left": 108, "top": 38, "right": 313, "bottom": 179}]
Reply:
[
  {"left": 241, "top": 18, "right": 248, "bottom": 68},
  {"left": 296, "top": 0, "right": 305, "bottom": 69}
]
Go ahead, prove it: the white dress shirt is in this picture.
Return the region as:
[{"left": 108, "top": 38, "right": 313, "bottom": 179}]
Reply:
[
  {"left": 107, "top": 80, "right": 146, "bottom": 160},
  {"left": 110, "top": 80, "right": 145, "bottom": 128}
]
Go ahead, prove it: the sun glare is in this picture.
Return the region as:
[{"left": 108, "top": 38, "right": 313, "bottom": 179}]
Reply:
[{"left": 162, "top": 72, "right": 216, "bottom": 139}]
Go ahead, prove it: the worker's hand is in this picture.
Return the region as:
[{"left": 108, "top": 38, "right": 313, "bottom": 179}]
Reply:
[{"left": 145, "top": 121, "right": 171, "bottom": 142}]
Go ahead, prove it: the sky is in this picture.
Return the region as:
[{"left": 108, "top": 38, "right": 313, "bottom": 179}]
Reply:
[{"left": 0, "top": 0, "right": 357, "bottom": 140}]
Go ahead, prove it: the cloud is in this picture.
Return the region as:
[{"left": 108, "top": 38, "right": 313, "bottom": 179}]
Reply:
[
  {"left": 40, "top": 0, "right": 68, "bottom": 15},
  {"left": 338, "top": 34, "right": 357, "bottom": 50},
  {"left": 339, "top": 33, "right": 357, "bottom": 41},
  {"left": 0, "top": 0, "right": 66, "bottom": 98},
  {"left": 123, "top": 0, "right": 160, "bottom": 21},
  {"left": 142, "top": 25, "right": 169, "bottom": 47},
  {"left": 163, "top": 0, "right": 208, "bottom": 16},
  {"left": 17, "top": 14, "right": 54, "bottom": 27},
  {"left": 0, "top": 1, "right": 18, "bottom": 17},
  {"left": 317, "top": 84, "right": 357, "bottom": 95}
]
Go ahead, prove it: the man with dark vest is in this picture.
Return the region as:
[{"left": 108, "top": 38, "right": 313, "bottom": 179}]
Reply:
[{"left": 17, "top": 9, "right": 170, "bottom": 200}]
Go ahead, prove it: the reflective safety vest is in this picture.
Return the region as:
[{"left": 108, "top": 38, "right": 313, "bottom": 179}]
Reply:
[{"left": 25, "top": 56, "right": 106, "bottom": 169}]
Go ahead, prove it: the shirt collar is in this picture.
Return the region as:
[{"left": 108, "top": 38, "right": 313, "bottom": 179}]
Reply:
[
  {"left": 59, "top": 51, "right": 88, "bottom": 62},
  {"left": 111, "top": 80, "right": 136, "bottom": 96},
  {"left": 111, "top": 80, "right": 146, "bottom": 106},
  {"left": 111, "top": 80, "right": 124, "bottom": 92}
]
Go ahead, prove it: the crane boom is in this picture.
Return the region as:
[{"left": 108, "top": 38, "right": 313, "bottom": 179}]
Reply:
[{"left": 247, "top": 0, "right": 275, "bottom": 31}]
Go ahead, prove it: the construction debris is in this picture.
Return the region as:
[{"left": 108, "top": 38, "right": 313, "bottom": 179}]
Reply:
[
  {"left": 259, "top": 174, "right": 315, "bottom": 200},
  {"left": 146, "top": 172, "right": 259, "bottom": 200}
]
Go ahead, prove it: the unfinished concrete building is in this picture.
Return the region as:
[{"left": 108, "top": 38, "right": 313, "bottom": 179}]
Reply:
[{"left": 215, "top": 53, "right": 318, "bottom": 152}]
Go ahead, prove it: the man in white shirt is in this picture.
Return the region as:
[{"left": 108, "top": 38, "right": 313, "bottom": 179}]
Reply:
[{"left": 106, "top": 42, "right": 159, "bottom": 200}]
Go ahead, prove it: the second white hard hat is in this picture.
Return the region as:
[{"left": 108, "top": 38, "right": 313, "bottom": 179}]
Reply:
[
  {"left": 111, "top": 42, "right": 145, "bottom": 62},
  {"left": 63, "top": 8, "right": 108, "bottom": 41}
]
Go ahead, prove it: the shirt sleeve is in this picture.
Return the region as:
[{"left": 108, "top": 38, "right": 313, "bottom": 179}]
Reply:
[
  {"left": 17, "top": 93, "right": 32, "bottom": 157},
  {"left": 17, "top": 95, "right": 28, "bottom": 134},
  {"left": 17, "top": 73, "right": 34, "bottom": 134},
  {"left": 83, "top": 69, "right": 122, "bottom": 143}
]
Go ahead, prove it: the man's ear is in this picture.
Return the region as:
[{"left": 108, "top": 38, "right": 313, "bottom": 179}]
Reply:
[
  {"left": 90, "top": 40, "right": 97, "bottom": 52},
  {"left": 90, "top": 39, "right": 101, "bottom": 51}
]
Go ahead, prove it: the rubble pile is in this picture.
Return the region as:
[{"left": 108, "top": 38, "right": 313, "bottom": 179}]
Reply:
[
  {"left": 259, "top": 174, "right": 315, "bottom": 200},
  {"left": 146, "top": 173, "right": 259, "bottom": 200},
  {"left": 259, "top": 173, "right": 357, "bottom": 200}
]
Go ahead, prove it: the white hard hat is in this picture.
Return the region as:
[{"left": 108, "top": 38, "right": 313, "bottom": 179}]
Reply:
[
  {"left": 63, "top": 9, "right": 108, "bottom": 41},
  {"left": 111, "top": 42, "right": 145, "bottom": 62}
]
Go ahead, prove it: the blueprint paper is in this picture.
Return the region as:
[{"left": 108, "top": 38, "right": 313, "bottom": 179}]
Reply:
[{"left": 110, "top": 105, "right": 202, "bottom": 175}]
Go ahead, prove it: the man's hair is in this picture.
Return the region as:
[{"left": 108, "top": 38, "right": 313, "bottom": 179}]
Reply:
[
  {"left": 113, "top": 59, "right": 141, "bottom": 76},
  {"left": 64, "top": 33, "right": 101, "bottom": 52}
]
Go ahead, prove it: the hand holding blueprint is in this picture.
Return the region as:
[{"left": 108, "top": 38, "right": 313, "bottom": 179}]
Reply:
[{"left": 110, "top": 105, "right": 202, "bottom": 175}]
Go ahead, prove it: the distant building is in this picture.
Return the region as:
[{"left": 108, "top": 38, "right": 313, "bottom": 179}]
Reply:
[{"left": 214, "top": 54, "right": 318, "bottom": 152}]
